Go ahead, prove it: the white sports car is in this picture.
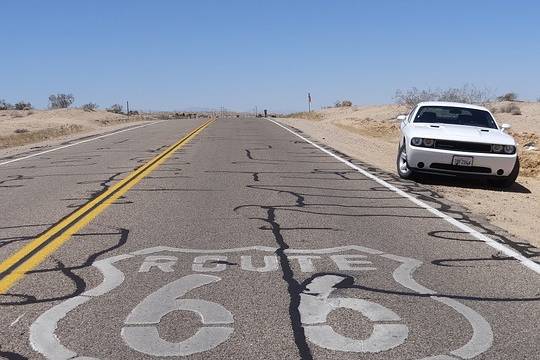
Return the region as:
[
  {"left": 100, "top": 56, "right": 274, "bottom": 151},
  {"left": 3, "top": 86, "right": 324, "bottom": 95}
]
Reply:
[{"left": 396, "top": 101, "right": 519, "bottom": 187}]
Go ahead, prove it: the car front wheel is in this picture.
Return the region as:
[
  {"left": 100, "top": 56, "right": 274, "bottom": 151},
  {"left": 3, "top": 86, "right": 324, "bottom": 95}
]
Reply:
[{"left": 396, "top": 144, "right": 415, "bottom": 179}]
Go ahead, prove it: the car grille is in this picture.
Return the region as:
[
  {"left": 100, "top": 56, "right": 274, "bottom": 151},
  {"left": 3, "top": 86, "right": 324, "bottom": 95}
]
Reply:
[
  {"left": 430, "top": 163, "right": 492, "bottom": 174},
  {"left": 434, "top": 140, "right": 492, "bottom": 153}
]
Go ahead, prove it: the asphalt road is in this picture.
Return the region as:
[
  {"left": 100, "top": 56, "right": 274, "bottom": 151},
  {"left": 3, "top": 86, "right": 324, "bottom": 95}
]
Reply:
[{"left": 0, "top": 117, "right": 539, "bottom": 359}]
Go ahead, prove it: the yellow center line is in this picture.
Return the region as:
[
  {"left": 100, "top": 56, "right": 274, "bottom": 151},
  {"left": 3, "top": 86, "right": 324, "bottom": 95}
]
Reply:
[{"left": 0, "top": 118, "right": 214, "bottom": 294}]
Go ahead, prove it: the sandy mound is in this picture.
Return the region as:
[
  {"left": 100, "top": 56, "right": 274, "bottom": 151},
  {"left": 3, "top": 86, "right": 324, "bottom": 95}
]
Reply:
[{"left": 0, "top": 109, "right": 143, "bottom": 148}]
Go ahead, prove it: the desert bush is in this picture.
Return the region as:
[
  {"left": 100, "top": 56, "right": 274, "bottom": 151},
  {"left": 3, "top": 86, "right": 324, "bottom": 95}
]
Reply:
[
  {"left": 14, "top": 128, "right": 29, "bottom": 133},
  {"left": 0, "top": 99, "right": 14, "bottom": 110},
  {"left": 496, "top": 92, "right": 517, "bottom": 102},
  {"left": 14, "top": 101, "right": 32, "bottom": 110},
  {"left": 334, "top": 100, "right": 353, "bottom": 107},
  {"left": 48, "top": 93, "right": 75, "bottom": 109},
  {"left": 81, "top": 102, "right": 98, "bottom": 111},
  {"left": 498, "top": 103, "right": 522, "bottom": 115},
  {"left": 107, "top": 104, "right": 123, "bottom": 114},
  {"left": 394, "top": 85, "right": 492, "bottom": 108}
]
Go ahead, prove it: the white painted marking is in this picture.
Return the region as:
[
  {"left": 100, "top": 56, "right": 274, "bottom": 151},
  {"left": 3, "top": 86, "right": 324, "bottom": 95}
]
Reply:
[
  {"left": 122, "top": 274, "right": 233, "bottom": 357},
  {"left": 192, "top": 255, "right": 228, "bottom": 272},
  {"left": 138, "top": 255, "right": 178, "bottom": 273},
  {"left": 129, "top": 244, "right": 385, "bottom": 256},
  {"left": 30, "top": 296, "right": 90, "bottom": 360},
  {"left": 82, "top": 254, "right": 133, "bottom": 297},
  {"left": 29, "top": 245, "right": 494, "bottom": 359},
  {"left": 382, "top": 254, "right": 435, "bottom": 295},
  {"left": 389, "top": 253, "right": 494, "bottom": 360},
  {"left": 434, "top": 297, "right": 493, "bottom": 359},
  {"left": 305, "top": 324, "right": 409, "bottom": 353},
  {"left": 269, "top": 118, "right": 540, "bottom": 275},
  {"left": 288, "top": 255, "right": 321, "bottom": 272},
  {"left": 240, "top": 255, "right": 279, "bottom": 272},
  {"left": 10, "top": 313, "right": 25, "bottom": 326},
  {"left": 299, "top": 274, "right": 408, "bottom": 353},
  {"left": 0, "top": 121, "right": 164, "bottom": 166},
  {"left": 121, "top": 327, "right": 233, "bottom": 358},
  {"left": 330, "top": 254, "right": 376, "bottom": 271}
]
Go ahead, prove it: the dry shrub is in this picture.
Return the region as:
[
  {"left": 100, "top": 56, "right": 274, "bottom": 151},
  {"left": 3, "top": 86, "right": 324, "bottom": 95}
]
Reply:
[
  {"left": 394, "top": 85, "right": 492, "bottom": 108},
  {"left": 82, "top": 102, "right": 98, "bottom": 111},
  {"left": 14, "top": 101, "right": 32, "bottom": 110},
  {"left": 335, "top": 100, "right": 353, "bottom": 107},
  {"left": 520, "top": 152, "right": 540, "bottom": 177},
  {"left": 0, "top": 99, "right": 14, "bottom": 110},
  {"left": 496, "top": 92, "right": 518, "bottom": 102},
  {"left": 49, "top": 94, "right": 74, "bottom": 109},
  {"left": 498, "top": 103, "right": 521, "bottom": 115},
  {"left": 107, "top": 104, "right": 123, "bottom": 114},
  {"left": 510, "top": 132, "right": 539, "bottom": 177},
  {"left": 14, "top": 128, "right": 29, "bottom": 133}
]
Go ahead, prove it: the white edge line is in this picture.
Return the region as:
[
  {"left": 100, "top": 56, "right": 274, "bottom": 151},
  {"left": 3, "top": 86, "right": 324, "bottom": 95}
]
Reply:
[
  {"left": 0, "top": 120, "right": 165, "bottom": 166},
  {"left": 268, "top": 118, "right": 540, "bottom": 275}
]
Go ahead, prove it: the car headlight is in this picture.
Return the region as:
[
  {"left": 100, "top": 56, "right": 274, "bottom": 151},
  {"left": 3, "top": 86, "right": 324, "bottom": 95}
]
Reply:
[
  {"left": 492, "top": 144, "right": 503, "bottom": 153},
  {"left": 411, "top": 138, "right": 422, "bottom": 146},
  {"left": 503, "top": 145, "right": 516, "bottom": 154},
  {"left": 422, "top": 138, "right": 435, "bottom": 147}
]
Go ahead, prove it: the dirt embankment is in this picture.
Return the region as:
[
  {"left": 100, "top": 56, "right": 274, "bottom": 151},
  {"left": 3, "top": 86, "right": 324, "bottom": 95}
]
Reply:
[
  {"left": 0, "top": 109, "right": 147, "bottom": 148},
  {"left": 280, "top": 102, "right": 540, "bottom": 247}
]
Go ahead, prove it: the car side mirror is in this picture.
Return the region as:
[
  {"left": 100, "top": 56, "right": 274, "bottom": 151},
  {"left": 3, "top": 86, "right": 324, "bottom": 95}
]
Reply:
[
  {"left": 501, "top": 123, "right": 511, "bottom": 132},
  {"left": 397, "top": 115, "right": 407, "bottom": 129}
]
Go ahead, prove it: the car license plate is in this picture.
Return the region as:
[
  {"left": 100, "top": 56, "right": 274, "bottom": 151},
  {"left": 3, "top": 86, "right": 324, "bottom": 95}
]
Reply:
[{"left": 452, "top": 156, "right": 473, "bottom": 167}]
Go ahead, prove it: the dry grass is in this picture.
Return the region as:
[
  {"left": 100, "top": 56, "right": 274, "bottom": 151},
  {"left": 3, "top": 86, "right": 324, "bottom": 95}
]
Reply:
[
  {"left": 285, "top": 111, "right": 323, "bottom": 121},
  {"left": 511, "top": 131, "right": 539, "bottom": 177},
  {"left": 0, "top": 124, "right": 83, "bottom": 148},
  {"left": 96, "top": 114, "right": 143, "bottom": 126}
]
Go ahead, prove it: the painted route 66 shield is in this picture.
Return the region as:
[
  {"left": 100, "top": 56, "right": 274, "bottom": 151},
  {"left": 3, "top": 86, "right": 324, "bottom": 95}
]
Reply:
[{"left": 30, "top": 245, "right": 492, "bottom": 359}]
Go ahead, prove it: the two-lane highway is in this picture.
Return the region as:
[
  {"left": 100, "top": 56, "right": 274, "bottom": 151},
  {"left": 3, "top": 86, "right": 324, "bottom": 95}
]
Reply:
[{"left": 1, "top": 117, "right": 539, "bottom": 359}]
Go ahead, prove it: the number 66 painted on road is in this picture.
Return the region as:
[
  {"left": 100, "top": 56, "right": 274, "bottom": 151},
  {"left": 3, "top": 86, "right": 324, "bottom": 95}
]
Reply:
[{"left": 121, "top": 274, "right": 408, "bottom": 356}]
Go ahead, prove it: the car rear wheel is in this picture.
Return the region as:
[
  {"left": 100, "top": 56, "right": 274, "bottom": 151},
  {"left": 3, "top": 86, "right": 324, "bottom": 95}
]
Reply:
[
  {"left": 490, "top": 156, "right": 520, "bottom": 188},
  {"left": 396, "top": 144, "right": 415, "bottom": 179}
]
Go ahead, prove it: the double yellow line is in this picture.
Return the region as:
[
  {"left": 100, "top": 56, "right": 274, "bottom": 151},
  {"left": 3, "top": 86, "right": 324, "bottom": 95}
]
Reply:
[{"left": 0, "top": 118, "right": 214, "bottom": 294}]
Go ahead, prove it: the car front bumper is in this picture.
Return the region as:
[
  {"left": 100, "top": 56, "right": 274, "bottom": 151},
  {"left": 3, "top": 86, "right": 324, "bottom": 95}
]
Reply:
[{"left": 406, "top": 145, "right": 517, "bottom": 176}]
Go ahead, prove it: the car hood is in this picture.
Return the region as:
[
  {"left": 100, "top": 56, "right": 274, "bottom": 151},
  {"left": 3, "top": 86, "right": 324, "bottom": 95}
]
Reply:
[{"left": 409, "top": 123, "right": 515, "bottom": 145}]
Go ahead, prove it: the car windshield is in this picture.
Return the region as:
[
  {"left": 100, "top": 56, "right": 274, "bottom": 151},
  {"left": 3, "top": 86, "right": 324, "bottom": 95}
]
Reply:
[{"left": 414, "top": 106, "right": 498, "bottom": 129}]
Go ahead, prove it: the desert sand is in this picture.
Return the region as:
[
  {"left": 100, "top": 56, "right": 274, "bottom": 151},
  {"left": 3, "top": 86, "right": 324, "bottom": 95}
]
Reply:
[
  {"left": 0, "top": 108, "right": 146, "bottom": 149},
  {"left": 278, "top": 102, "right": 540, "bottom": 247}
]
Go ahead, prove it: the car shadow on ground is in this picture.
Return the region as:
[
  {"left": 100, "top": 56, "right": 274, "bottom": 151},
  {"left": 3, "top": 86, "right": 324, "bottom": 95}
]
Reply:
[{"left": 414, "top": 174, "right": 531, "bottom": 194}]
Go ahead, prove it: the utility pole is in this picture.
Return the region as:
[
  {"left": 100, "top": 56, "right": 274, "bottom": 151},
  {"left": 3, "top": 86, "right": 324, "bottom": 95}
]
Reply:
[
  {"left": 126, "top": 101, "right": 130, "bottom": 117},
  {"left": 255, "top": 106, "right": 258, "bottom": 117},
  {"left": 308, "top": 92, "right": 312, "bottom": 112}
]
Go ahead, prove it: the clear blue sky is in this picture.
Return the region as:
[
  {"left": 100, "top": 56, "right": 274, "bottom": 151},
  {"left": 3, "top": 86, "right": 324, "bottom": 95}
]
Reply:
[{"left": 1, "top": 0, "right": 539, "bottom": 112}]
